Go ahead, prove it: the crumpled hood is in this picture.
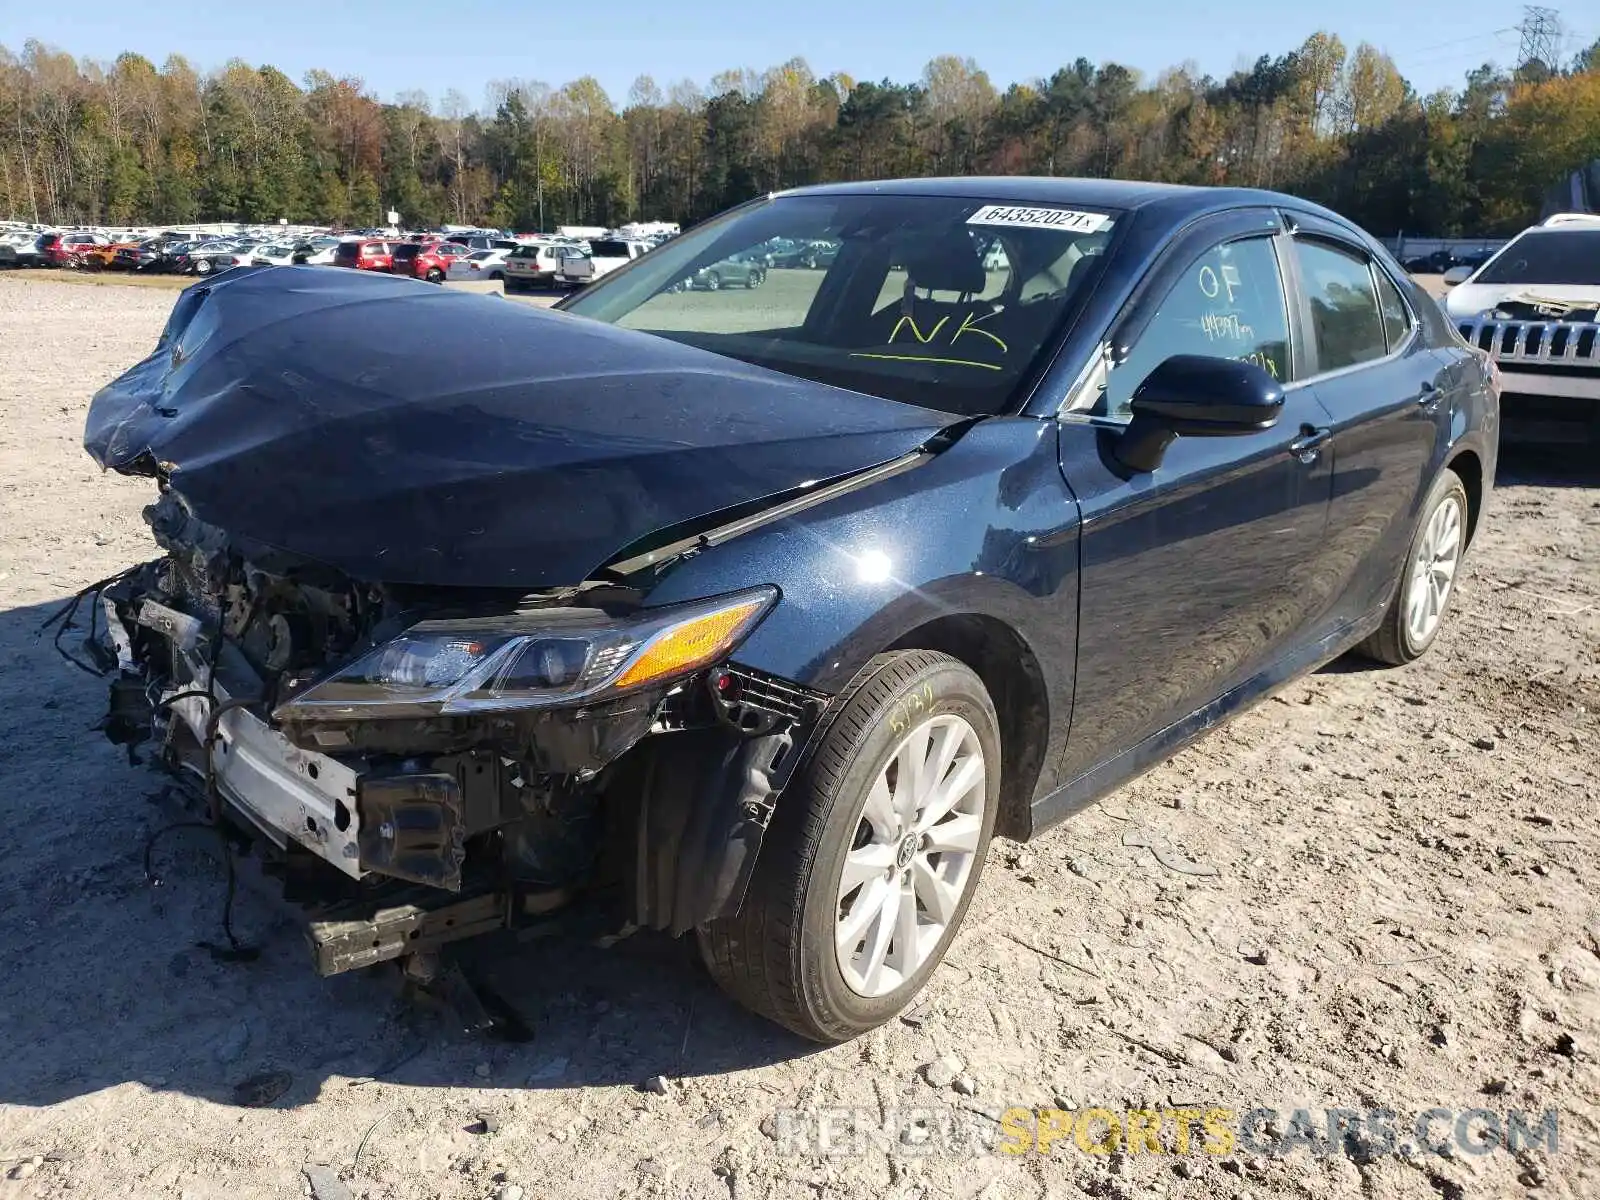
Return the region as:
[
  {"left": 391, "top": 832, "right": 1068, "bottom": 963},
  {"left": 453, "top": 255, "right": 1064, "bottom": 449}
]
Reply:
[
  {"left": 1445, "top": 282, "right": 1600, "bottom": 320},
  {"left": 85, "top": 266, "right": 949, "bottom": 588}
]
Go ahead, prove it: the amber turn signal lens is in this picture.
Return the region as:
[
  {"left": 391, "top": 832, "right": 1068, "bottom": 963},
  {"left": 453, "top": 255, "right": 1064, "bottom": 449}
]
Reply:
[{"left": 611, "top": 598, "right": 769, "bottom": 690}]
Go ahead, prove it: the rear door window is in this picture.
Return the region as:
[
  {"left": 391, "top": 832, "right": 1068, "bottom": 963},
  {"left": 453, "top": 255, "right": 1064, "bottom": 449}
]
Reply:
[{"left": 1295, "top": 240, "right": 1388, "bottom": 373}]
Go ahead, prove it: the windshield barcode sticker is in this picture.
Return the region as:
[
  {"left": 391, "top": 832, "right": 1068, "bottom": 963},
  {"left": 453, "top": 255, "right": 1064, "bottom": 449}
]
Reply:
[{"left": 967, "top": 205, "right": 1109, "bottom": 233}]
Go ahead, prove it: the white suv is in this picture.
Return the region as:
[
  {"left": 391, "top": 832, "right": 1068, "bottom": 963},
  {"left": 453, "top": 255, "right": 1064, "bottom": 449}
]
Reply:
[
  {"left": 556, "top": 239, "right": 649, "bottom": 287},
  {"left": 503, "top": 243, "right": 565, "bottom": 289},
  {"left": 1444, "top": 213, "right": 1600, "bottom": 444}
]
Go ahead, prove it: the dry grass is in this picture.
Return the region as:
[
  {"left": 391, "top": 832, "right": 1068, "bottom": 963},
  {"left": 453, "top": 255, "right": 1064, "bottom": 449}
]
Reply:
[{"left": 0, "top": 267, "right": 196, "bottom": 291}]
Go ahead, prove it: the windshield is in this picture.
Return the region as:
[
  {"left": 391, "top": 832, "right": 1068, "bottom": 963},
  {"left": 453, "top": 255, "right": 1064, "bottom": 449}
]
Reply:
[
  {"left": 562, "top": 193, "right": 1119, "bottom": 415},
  {"left": 1476, "top": 230, "right": 1600, "bottom": 286}
]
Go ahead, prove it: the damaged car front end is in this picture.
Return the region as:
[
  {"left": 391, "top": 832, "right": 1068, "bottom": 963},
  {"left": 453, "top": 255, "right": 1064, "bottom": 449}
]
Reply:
[
  {"left": 95, "top": 525, "right": 804, "bottom": 971},
  {"left": 79, "top": 263, "right": 945, "bottom": 977}
]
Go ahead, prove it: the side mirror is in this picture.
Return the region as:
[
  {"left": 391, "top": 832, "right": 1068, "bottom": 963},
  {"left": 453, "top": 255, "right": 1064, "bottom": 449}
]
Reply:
[
  {"left": 1442, "top": 265, "right": 1473, "bottom": 287},
  {"left": 1116, "top": 354, "right": 1285, "bottom": 472}
]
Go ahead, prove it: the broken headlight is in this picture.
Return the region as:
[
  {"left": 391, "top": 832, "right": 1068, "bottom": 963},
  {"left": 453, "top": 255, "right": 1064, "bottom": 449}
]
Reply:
[{"left": 273, "top": 587, "right": 776, "bottom": 721}]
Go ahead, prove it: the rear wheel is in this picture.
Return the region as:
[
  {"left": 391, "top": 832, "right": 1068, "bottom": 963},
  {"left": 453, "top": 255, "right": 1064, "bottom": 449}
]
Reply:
[
  {"left": 1356, "top": 470, "right": 1469, "bottom": 665},
  {"left": 194, "top": 258, "right": 212, "bottom": 275},
  {"left": 425, "top": 267, "right": 443, "bottom": 283},
  {"left": 698, "top": 650, "right": 999, "bottom": 1042}
]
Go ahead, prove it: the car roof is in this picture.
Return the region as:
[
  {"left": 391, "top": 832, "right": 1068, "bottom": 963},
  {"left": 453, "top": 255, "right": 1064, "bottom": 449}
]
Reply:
[
  {"left": 1540, "top": 212, "right": 1600, "bottom": 229},
  {"left": 1517, "top": 223, "right": 1600, "bottom": 237},
  {"left": 779, "top": 175, "right": 1344, "bottom": 225}
]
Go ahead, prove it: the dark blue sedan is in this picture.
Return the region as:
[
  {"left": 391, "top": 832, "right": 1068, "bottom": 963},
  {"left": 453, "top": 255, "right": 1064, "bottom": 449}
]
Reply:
[{"left": 84, "top": 177, "right": 1498, "bottom": 1043}]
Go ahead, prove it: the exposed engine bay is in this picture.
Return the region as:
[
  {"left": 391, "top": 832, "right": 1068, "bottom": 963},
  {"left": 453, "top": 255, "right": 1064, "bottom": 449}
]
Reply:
[
  {"left": 84, "top": 486, "right": 825, "bottom": 976},
  {"left": 1489, "top": 295, "right": 1600, "bottom": 323}
]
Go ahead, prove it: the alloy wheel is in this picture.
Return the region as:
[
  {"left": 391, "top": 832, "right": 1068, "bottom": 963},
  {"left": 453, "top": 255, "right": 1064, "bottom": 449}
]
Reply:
[
  {"left": 835, "top": 714, "right": 986, "bottom": 998},
  {"left": 1405, "top": 493, "right": 1463, "bottom": 646}
]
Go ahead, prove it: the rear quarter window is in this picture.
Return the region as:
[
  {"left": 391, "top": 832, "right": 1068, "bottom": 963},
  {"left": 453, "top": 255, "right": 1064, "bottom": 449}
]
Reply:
[{"left": 1374, "top": 268, "right": 1413, "bottom": 352}]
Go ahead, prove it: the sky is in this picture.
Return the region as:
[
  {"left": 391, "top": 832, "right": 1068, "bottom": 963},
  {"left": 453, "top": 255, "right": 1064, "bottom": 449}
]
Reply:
[{"left": 9, "top": 0, "right": 1595, "bottom": 110}]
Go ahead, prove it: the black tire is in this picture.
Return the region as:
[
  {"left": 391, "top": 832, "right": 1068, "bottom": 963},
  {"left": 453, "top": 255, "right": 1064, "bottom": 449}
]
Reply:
[
  {"left": 1355, "top": 469, "right": 1470, "bottom": 665},
  {"left": 698, "top": 650, "right": 1000, "bottom": 1043},
  {"left": 426, "top": 267, "right": 443, "bottom": 283},
  {"left": 704, "top": 272, "right": 721, "bottom": 291},
  {"left": 194, "top": 258, "right": 212, "bottom": 275}
]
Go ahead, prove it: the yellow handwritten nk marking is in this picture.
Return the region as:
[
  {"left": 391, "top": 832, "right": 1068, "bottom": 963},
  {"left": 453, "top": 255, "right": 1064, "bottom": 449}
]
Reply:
[
  {"left": 889, "top": 310, "right": 1010, "bottom": 354},
  {"left": 890, "top": 314, "right": 950, "bottom": 344},
  {"left": 849, "top": 353, "right": 1003, "bottom": 371},
  {"left": 951, "top": 309, "right": 1009, "bottom": 354}
]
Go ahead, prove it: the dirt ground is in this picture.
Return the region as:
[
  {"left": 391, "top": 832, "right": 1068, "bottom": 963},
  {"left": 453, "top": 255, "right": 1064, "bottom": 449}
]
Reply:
[{"left": 0, "top": 275, "right": 1595, "bottom": 1200}]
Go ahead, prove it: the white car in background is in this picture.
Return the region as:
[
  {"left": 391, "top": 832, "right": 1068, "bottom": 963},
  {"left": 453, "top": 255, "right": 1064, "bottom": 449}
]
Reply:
[
  {"left": 445, "top": 249, "right": 511, "bottom": 282},
  {"left": 556, "top": 238, "right": 649, "bottom": 287},
  {"left": 0, "top": 230, "right": 48, "bottom": 267},
  {"left": 503, "top": 243, "right": 566, "bottom": 289},
  {"left": 294, "top": 236, "right": 341, "bottom": 265},
  {"left": 249, "top": 244, "right": 298, "bottom": 267},
  {"left": 1444, "top": 212, "right": 1600, "bottom": 445}
]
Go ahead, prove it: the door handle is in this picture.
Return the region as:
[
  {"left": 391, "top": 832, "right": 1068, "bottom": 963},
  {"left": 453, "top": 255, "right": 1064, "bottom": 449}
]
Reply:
[
  {"left": 1288, "top": 424, "right": 1332, "bottom": 464},
  {"left": 1417, "top": 380, "right": 1442, "bottom": 413}
]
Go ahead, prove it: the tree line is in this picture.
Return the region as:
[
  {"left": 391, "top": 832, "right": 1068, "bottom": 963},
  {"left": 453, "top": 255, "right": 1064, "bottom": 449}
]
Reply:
[{"left": 3, "top": 32, "right": 1600, "bottom": 237}]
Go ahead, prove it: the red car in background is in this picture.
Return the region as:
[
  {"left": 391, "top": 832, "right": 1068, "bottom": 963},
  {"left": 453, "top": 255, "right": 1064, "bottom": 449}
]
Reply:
[
  {"left": 40, "top": 232, "right": 108, "bottom": 267},
  {"left": 332, "top": 239, "right": 395, "bottom": 272},
  {"left": 391, "top": 240, "right": 469, "bottom": 283}
]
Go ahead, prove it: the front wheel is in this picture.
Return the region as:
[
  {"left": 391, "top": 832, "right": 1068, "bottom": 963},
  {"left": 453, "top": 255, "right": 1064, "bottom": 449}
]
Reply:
[
  {"left": 698, "top": 650, "right": 1000, "bottom": 1042},
  {"left": 1356, "top": 470, "right": 1469, "bottom": 665},
  {"left": 425, "top": 267, "right": 443, "bottom": 283}
]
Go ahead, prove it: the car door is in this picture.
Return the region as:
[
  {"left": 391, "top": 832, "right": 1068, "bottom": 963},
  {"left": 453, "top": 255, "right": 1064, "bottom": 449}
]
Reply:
[
  {"left": 1285, "top": 218, "right": 1449, "bottom": 628},
  {"left": 1053, "top": 211, "right": 1336, "bottom": 794}
]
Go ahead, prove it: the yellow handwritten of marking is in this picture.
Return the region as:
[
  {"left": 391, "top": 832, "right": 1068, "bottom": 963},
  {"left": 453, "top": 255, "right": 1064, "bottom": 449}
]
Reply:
[
  {"left": 889, "top": 314, "right": 950, "bottom": 345},
  {"left": 952, "top": 309, "right": 1009, "bottom": 354},
  {"left": 849, "top": 352, "right": 1003, "bottom": 371},
  {"left": 1197, "top": 263, "right": 1242, "bottom": 304}
]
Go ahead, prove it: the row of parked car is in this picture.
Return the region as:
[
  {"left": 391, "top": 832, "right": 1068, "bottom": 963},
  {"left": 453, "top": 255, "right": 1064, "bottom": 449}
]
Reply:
[
  {"left": 1398, "top": 247, "right": 1500, "bottom": 275},
  {"left": 0, "top": 223, "right": 683, "bottom": 289},
  {"left": 0, "top": 228, "right": 327, "bottom": 275},
  {"left": 0, "top": 221, "right": 853, "bottom": 297}
]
